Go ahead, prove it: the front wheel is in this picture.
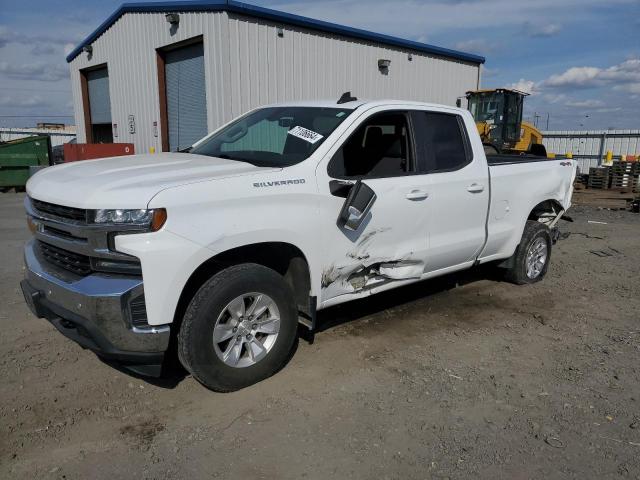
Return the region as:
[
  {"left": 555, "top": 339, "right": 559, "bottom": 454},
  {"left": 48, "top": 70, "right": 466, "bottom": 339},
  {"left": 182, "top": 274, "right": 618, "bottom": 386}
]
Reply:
[
  {"left": 504, "top": 220, "right": 552, "bottom": 285},
  {"left": 178, "top": 263, "right": 298, "bottom": 392}
]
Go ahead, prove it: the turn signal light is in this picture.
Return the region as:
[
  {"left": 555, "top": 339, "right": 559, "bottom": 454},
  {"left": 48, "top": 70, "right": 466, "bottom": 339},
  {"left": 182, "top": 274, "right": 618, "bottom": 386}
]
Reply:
[
  {"left": 27, "top": 216, "right": 37, "bottom": 234},
  {"left": 151, "top": 208, "right": 167, "bottom": 231}
]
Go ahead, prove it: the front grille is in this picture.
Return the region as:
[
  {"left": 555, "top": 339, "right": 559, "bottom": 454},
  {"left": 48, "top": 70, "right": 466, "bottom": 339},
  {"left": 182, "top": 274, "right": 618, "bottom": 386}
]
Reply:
[
  {"left": 42, "top": 225, "right": 87, "bottom": 243},
  {"left": 39, "top": 241, "right": 92, "bottom": 276},
  {"left": 129, "top": 295, "right": 148, "bottom": 327},
  {"left": 31, "top": 198, "right": 87, "bottom": 223}
]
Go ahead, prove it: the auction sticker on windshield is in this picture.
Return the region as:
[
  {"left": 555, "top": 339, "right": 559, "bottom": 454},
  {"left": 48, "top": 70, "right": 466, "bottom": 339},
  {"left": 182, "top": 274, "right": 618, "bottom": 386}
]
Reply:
[{"left": 288, "top": 126, "right": 324, "bottom": 144}]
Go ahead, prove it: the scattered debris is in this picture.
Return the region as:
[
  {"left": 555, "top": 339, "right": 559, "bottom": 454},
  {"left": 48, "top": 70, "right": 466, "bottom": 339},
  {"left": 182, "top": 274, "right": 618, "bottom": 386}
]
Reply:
[
  {"left": 544, "top": 436, "right": 565, "bottom": 448},
  {"left": 561, "top": 232, "right": 605, "bottom": 240},
  {"left": 600, "top": 436, "right": 640, "bottom": 447},
  {"left": 589, "top": 247, "right": 622, "bottom": 257},
  {"left": 588, "top": 220, "right": 608, "bottom": 225}
]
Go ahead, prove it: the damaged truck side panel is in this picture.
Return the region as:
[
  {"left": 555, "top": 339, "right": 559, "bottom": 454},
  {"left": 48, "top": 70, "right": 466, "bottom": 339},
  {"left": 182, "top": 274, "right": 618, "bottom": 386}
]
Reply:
[{"left": 314, "top": 103, "right": 575, "bottom": 309}]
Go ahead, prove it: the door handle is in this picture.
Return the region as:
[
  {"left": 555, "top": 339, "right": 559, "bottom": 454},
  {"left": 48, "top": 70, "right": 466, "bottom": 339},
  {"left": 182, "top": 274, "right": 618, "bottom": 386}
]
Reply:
[
  {"left": 405, "top": 189, "right": 429, "bottom": 200},
  {"left": 466, "top": 183, "right": 485, "bottom": 193}
]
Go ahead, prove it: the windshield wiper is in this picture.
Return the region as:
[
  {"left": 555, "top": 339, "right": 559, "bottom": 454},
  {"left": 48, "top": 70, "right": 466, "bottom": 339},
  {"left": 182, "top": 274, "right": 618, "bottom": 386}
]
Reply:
[{"left": 178, "top": 146, "right": 193, "bottom": 153}]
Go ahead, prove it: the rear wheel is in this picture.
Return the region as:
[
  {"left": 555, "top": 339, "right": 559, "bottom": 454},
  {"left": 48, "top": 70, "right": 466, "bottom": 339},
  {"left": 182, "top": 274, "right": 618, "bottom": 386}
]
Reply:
[
  {"left": 178, "top": 263, "right": 298, "bottom": 392},
  {"left": 504, "top": 220, "right": 552, "bottom": 285}
]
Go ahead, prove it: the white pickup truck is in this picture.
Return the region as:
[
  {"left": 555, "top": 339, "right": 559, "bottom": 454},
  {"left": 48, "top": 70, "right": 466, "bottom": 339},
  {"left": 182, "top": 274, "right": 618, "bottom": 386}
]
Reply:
[{"left": 21, "top": 97, "right": 576, "bottom": 391}]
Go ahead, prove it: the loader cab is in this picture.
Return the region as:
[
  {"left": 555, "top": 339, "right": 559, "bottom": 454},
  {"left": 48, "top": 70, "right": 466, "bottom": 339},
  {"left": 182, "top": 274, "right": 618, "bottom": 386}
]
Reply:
[{"left": 466, "top": 89, "right": 526, "bottom": 153}]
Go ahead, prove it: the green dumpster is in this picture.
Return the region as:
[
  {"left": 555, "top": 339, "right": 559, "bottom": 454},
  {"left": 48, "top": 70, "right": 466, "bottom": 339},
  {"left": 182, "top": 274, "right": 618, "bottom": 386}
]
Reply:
[{"left": 0, "top": 135, "right": 52, "bottom": 189}]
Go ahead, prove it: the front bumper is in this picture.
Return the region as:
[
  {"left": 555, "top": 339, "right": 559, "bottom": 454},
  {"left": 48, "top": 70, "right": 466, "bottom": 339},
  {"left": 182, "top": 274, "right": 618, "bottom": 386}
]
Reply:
[{"left": 21, "top": 239, "right": 170, "bottom": 376}]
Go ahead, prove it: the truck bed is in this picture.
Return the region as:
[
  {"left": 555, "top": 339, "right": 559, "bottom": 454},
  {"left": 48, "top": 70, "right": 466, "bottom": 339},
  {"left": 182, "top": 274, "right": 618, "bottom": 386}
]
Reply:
[{"left": 486, "top": 154, "right": 552, "bottom": 166}]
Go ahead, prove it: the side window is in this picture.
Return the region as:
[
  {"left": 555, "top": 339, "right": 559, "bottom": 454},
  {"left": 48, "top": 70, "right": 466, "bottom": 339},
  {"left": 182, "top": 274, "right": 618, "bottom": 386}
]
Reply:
[
  {"left": 418, "top": 112, "right": 471, "bottom": 173},
  {"left": 328, "top": 112, "right": 412, "bottom": 178}
]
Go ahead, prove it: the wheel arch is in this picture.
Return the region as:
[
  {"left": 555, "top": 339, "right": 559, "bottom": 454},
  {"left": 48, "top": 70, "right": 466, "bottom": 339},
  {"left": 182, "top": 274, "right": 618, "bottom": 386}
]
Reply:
[
  {"left": 172, "top": 242, "right": 312, "bottom": 329},
  {"left": 528, "top": 199, "right": 565, "bottom": 221}
]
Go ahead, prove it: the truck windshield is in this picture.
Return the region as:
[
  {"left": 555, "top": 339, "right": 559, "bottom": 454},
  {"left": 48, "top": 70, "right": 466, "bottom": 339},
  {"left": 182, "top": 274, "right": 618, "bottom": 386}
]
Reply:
[{"left": 190, "top": 106, "right": 353, "bottom": 167}]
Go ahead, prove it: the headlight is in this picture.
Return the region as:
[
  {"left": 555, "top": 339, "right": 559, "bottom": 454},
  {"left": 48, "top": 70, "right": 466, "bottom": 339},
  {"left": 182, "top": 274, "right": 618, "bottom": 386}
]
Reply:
[{"left": 92, "top": 208, "right": 167, "bottom": 231}]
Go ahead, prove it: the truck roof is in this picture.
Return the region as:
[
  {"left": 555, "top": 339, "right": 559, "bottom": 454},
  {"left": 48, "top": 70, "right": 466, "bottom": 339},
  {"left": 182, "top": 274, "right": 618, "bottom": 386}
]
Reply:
[{"left": 262, "top": 99, "right": 468, "bottom": 114}]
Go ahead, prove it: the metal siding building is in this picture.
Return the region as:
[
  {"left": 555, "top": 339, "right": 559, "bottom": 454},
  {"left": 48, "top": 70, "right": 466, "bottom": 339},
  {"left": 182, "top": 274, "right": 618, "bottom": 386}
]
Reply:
[
  {"left": 67, "top": 1, "right": 484, "bottom": 154},
  {"left": 543, "top": 130, "right": 640, "bottom": 173}
]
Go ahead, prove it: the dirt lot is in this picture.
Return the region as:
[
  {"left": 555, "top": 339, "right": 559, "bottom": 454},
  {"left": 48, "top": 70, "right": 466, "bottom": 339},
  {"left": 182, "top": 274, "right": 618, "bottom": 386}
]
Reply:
[{"left": 1, "top": 191, "right": 639, "bottom": 479}]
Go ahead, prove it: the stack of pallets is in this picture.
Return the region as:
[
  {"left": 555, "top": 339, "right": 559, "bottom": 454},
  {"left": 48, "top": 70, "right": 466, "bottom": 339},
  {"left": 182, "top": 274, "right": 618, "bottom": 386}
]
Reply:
[
  {"left": 609, "top": 162, "right": 639, "bottom": 192},
  {"left": 587, "top": 167, "right": 611, "bottom": 189}
]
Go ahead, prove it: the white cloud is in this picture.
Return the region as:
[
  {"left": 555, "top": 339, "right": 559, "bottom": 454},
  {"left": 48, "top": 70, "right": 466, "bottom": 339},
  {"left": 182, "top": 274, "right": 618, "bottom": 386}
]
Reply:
[
  {"left": 269, "top": 0, "right": 633, "bottom": 44},
  {"left": 0, "top": 25, "right": 81, "bottom": 47},
  {"left": 565, "top": 99, "right": 605, "bottom": 108},
  {"left": 511, "top": 59, "right": 640, "bottom": 106},
  {"left": 541, "top": 58, "right": 640, "bottom": 90},
  {"left": 525, "top": 22, "right": 562, "bottom": 37},
  {"left": 593, "top": 107, "right": 622, "bottom": 113},
  {"left": 0, "top": 62, "right": 68, "bottom": 82},
  {"left": 543, "top": 66, "right": 602, "bottom": 88},
  {"left": 0, "top": 25, "right": 10, "bottom": 48},
  {"left": 618, "top": 83, "right": 640, "bottom": 94},
  {"left": 542, "top": 93, "right": 568, "bottom": 104},
  {"left": 508, "top": 79, "right": 538, "bottom": 94},
  {"left": 31, "top": 44, "right": 57, "bottom": 56},
  {"left": 453, "top": 38, "right": 499, "bottom": 55},
  {"left": 0, "top": 95, "right": 48, "bottom": 108}
]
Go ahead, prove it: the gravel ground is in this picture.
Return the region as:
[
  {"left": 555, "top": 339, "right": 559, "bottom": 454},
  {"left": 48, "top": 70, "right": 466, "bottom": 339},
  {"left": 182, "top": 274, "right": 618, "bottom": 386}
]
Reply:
[{"left": 1, "top": 192, "right": 639, "bottom": 479}]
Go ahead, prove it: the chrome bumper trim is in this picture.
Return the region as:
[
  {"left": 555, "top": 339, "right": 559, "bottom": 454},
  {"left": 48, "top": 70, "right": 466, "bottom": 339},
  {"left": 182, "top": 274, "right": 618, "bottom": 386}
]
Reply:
[{"left": 23, "top": 239, "right": 170, "bottom": 353}]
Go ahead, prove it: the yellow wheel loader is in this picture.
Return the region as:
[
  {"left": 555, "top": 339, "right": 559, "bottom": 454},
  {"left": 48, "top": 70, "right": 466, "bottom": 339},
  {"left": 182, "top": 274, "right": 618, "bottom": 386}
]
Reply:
[{"left": 462, "top": 88, "right": 547, "bottom": 156}]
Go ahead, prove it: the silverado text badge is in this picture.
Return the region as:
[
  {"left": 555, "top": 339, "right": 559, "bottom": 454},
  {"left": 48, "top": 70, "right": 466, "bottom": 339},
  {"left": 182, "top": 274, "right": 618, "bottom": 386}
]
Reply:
[{"left": 253, "top": 179, "right": 306, "bottom": 188}]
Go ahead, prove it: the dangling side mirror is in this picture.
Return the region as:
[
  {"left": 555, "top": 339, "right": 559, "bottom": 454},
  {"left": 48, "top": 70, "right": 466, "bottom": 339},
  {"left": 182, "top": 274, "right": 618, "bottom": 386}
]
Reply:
[{"left": 337, "top": 180, "right": 376, "bottom": 231}]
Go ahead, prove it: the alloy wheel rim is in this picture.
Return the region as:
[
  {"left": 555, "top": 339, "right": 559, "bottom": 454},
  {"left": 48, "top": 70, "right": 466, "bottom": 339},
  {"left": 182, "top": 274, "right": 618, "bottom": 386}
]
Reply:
[
  {"left": 212, "top": 292, "right": 280, "bottom": 368},
  {"left": 525, "top": 237, "right": 548, "bottom": 279}
]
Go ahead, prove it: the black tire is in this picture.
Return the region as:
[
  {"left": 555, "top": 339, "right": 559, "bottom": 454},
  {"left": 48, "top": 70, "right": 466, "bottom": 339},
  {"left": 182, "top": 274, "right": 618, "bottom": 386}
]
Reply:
[
  {"left": 178, "top": 263, "right": 298, "bottom": 392},
  {"left": 504, "top": 220, "right": 552, "bottom": 285}
]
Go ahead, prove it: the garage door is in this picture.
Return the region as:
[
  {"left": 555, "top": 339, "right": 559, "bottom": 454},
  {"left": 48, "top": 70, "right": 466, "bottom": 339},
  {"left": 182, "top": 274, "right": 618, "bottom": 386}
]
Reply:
[
  {"left": 165, "top": 42, "right": 207, "bottom": 151},
  {"left": 85, "top": 67, "right": 113, "bottom": 143}
]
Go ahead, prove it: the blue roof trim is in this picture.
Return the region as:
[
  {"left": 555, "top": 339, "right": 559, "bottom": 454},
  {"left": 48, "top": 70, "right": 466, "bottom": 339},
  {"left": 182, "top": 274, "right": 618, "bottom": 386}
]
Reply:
[{"left": 66, "top": 0, "right": 486, "bottom": 65}]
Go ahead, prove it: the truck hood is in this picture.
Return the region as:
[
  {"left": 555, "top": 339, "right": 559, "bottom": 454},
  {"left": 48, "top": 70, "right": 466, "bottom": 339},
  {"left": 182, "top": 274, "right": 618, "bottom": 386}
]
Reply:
[{"left": 26, "top": 153, "right": 279, "bottom": 209}]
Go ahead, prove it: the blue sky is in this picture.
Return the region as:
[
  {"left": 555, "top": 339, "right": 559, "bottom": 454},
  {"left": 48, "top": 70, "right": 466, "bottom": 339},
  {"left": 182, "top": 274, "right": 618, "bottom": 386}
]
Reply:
[{"left": 1, "top": 0, "right": 639, "bottom": 130}]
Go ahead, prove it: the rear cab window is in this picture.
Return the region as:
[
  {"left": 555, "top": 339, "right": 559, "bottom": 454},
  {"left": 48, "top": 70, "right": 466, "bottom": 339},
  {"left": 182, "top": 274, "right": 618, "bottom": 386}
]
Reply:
[{"left": 410, "top": 111, "right": 473, "bottom": 173}]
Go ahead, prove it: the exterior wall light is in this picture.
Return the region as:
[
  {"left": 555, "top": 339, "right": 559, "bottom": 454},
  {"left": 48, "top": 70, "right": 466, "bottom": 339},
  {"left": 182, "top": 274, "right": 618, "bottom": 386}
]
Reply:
[
  {"left": 82, "top": 45, "right": 93, "bottom": 58},
  {"left": 165, "top": 13, "right": 180, "bottom": 25},
  {"left": 277, "top": 26, "right": 284, "bottom": 37},
  {"left": 407, "top": 53, "right": 413, "bottom": 61},
  {"left": 378, "top": 59, "right": 391, "bottom": 74}
]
